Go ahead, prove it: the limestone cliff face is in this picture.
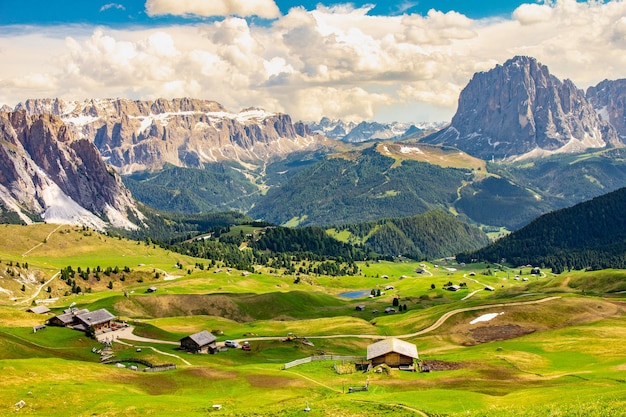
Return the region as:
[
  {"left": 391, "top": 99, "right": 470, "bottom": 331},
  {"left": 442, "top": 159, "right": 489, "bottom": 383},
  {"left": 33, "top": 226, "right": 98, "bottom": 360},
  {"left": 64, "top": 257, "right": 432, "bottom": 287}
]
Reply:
[
  {"left": 423, "top": 56, "right": 620, "bottom": 160},
  {"left": 586, "top": 79, "right": 626, "bottom": 139},
  {"left": 0, "top": 110, "right": 142, "bottom": 230},
  {"left": 16, "top": 98, "right": 326, "bottom": 174}
]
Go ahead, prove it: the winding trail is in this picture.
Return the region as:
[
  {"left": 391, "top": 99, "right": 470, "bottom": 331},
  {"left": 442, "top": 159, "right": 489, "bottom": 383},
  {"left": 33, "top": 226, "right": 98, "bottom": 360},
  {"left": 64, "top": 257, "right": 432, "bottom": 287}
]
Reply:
[
  {"left": 101, "top": 296, "right": 561, "bottom": 366},
  {"left": 19, "top": 272, "right": 59, "bottom": 305},
  {"left": 22, "top": 224, "right": 62, "bottom": 257},
  {"left": 233, "top": 296, "right": 561, "bottom": 343}
]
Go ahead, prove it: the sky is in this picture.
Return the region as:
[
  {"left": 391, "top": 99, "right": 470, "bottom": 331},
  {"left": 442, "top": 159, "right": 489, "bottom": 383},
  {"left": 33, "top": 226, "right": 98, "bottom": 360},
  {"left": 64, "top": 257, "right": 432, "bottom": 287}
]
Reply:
[{"left": 1, "top": 1, "right": 625, "bottom": 123}]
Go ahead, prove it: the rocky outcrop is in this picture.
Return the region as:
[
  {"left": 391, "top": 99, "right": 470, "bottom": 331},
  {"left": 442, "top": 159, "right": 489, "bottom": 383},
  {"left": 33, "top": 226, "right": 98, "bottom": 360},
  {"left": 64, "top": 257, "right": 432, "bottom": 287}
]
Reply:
[
  {"left": 423, "top": 56, "right": 620, "bottom": 160},
  {"left": 16, "top": 98, "right": 327, "bottom": 174},
  {"left": 0, "top": 111, "right": 142, "bottom": 230},
  {"left": 586, "top": 79, "right": 626, "bottom": 139}
]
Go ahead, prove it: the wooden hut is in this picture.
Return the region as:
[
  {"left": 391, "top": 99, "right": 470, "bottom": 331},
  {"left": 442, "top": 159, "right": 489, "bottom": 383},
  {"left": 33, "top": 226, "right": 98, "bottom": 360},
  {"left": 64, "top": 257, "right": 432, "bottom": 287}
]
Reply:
[
  {"left": 367, "top": 338, "right": 418, "bottom": 368},
  {"left": 180, "top": 330, "right": 217, "bottom": 354}
]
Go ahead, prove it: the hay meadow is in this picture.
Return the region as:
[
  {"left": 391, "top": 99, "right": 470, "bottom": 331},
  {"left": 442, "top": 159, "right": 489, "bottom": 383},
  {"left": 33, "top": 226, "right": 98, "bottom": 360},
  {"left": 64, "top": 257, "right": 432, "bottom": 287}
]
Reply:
[{"left": 1, "top": 224, "right": 625, "bottom": 416}]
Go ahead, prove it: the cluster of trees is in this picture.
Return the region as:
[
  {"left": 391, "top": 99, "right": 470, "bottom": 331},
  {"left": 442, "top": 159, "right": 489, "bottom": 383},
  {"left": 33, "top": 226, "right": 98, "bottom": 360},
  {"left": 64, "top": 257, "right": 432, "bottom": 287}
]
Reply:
[
  {"left": 336, "top": 210, "right": 489, "bottom": 260},
  {"left": 158, "top": 224, "right": 371, "bottom": 276},
  {"left": 458, "top": 186, "right": 626, "bottom": 273},
  {"left": 58, "top": 264, "right": 132, "bottom": 293}
]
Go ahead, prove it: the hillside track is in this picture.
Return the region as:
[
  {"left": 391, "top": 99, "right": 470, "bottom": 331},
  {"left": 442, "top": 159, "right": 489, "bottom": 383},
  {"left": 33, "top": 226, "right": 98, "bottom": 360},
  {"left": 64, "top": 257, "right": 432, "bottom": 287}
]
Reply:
[{"left": 105, "top": 297, "right": 562, "bottom": 350}]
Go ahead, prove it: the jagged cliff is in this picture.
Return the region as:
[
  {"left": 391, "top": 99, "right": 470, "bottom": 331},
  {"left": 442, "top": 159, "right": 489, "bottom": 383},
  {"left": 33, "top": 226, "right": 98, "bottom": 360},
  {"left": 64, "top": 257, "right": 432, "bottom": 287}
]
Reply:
[
  {"left": 586, "top": 79, "right": 626, "bottom": 139},
  {"left": 0, "top": 111, "right": 142, "bottom": 230},
  {"left": 423, "top": 56, "right": 621, "bottom": 160},
  {"left": 16, "top": 98, "right": 329, "bottom": 174}
]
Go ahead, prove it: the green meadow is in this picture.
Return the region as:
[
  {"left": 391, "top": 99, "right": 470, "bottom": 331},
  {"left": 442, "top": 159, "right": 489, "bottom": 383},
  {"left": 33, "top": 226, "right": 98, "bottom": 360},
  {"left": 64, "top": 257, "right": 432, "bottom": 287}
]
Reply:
[{"left": 1, "top": 224, "right": 625, "bottom": 416}]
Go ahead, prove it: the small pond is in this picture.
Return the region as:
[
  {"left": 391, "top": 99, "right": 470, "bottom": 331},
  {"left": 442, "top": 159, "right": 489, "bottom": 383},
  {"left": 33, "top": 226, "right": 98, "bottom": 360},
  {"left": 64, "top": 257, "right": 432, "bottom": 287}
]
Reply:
[{"left": 338, "top": 290, "right": 371, "bottom": 299}]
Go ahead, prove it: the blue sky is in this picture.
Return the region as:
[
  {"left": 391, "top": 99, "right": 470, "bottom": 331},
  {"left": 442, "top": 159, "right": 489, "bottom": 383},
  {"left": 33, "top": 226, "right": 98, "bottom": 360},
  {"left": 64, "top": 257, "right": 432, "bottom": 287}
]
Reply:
[
  {"left": 0, "top": 1, "right": 622, "bottom": 123},
  {"left": 0, "top": 1, "right": 540, "bottom": 25}
]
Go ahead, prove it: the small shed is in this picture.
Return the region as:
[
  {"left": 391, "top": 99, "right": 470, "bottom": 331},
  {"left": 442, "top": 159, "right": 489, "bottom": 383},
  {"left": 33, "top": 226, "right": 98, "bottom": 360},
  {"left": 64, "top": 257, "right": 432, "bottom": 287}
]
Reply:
[
  {"left": 355, "top": 305, "right": 366, "bottom": 311},
  {"left": 447, "top": 285, "right": 461, "bottom": 292},
  {"left": 484, "top": 286, "right": 495, "bottom": 291},
  {"left": 384, "top": 307, "right": 396, "bottom": 314},
  {"left": 180, "top": 330, "right": 217, "bottom": 354},
  {"left": 367, "top": 338, "right": 418, "bottom": 368},
  {"left": 28, "top": 306, "right": 51, "bottom": 314},
  {"left": 147, "top": 286, "right": 157, "bottom": 293}
]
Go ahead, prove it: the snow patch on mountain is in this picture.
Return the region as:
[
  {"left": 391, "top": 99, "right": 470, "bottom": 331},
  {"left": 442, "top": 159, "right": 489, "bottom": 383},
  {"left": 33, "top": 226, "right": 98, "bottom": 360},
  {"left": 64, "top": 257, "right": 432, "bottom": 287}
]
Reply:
[{"left": 39, "top": 181, "right": 107, "bottom": 231}]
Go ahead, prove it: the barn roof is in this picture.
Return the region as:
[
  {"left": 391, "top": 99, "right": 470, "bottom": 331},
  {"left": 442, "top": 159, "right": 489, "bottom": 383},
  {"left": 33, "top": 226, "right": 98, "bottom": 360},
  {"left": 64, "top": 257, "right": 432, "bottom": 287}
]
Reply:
[
  {"left": 75, "top": 308, "right": 115, "bottom": 326},
  {"left": 182, "top": 330, "right": 216, "bottom": 347},
  {"left": 28, "top": 306, "right": 51, "bottom": 314},
  {"left": 366, "top": 338, "right": 418, "bottom": 360},
  {"left": 53, "top": 308, "right": 89, "bottom": 325}
]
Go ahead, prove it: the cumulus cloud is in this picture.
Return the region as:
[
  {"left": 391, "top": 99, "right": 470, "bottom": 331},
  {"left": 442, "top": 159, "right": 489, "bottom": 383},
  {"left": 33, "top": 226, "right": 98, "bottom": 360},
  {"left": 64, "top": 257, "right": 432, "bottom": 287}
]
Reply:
[
  {"left": 3, "top": 1, "right": 626, "bottom": 122},
  {"left": 145, "top": 0, "right": 281, "bottom": 19},
  {"left": 513, "top": 3, "right": 553, "bottom": 25}
]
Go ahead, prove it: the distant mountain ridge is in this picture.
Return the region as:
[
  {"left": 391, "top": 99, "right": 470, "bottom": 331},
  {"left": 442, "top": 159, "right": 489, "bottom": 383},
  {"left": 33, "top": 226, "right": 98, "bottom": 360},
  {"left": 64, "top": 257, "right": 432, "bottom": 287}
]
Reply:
[
  {"left": 0, "top": 110, "right": 142, "bottom": 230},
  {"left": 308, "top": 117, "right": 444, "bottom": 142},
  {"left": 423, "top": 56, "right": 622, "bottom": 160},
  {"left": 15, "top": 98, "right": 333, "bottom": 174}
]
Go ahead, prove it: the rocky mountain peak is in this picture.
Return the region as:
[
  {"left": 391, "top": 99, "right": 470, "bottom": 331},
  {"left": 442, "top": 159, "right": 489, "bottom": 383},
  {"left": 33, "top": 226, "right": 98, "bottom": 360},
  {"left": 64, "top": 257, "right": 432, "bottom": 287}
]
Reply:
[
  {"left": 586, "top": 78, "right": 626, "bottom": 139},
  {"left": 0, "top": 110, "right": 142, "bottom": 230},
  {"left": 423, "top": 56, "right": 620, "bottom": 160},
  {"left": 16, "top": 98, "right": 328, "bottom": 173}
]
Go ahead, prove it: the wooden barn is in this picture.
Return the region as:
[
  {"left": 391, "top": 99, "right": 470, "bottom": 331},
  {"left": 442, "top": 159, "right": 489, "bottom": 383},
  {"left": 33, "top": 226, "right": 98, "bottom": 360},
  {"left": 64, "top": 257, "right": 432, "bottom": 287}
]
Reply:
[
  {"left": 74, "top": 309, "right": 115, "bottom": 335},
  {"left": 47, "top": 308, "right": 89, "bottom": 327},
  {"left": 367, "top": 338, "right": 418, "bottom": 368},
  {"left": 180, "top": 330, "right": 217, "bottom": 354},
  {"left": 48, "top": 308, "right": 115, "bottom": 336}
]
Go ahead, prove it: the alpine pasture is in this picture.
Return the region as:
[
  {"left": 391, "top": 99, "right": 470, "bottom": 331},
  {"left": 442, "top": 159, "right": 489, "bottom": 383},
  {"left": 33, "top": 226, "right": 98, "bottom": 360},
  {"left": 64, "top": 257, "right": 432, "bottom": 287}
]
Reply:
[{"left": 0, "top": 224, "right": 625, "bottom": 416}]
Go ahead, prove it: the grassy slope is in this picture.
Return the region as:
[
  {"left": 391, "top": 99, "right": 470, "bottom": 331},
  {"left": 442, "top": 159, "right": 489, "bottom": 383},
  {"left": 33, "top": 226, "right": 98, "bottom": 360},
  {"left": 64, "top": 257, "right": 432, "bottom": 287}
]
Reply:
[{"left": 1, "top": 224, "right": 626, "bottom": 416}]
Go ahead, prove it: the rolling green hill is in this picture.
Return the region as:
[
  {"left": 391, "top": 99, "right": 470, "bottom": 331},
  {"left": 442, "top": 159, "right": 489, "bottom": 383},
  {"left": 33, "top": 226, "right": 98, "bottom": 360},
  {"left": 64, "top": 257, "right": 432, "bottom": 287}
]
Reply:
[
  {"left": 334, "top": 210, "right": 490, "bottom": 259},
  {"left": 249, "top": 145, "right": 470, "bottom": 227},
  {"left": 457, "top": 186, "right": 626, "bottom": 272}
]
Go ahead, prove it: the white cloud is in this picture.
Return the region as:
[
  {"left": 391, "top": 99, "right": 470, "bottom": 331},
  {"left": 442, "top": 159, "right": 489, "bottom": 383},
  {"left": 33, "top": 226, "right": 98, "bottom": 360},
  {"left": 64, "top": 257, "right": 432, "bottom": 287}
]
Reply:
[
  {"left": 100, "top": 3, "right": 126, "bottom": 13},
  {"left": 145, "top": 0, "right": 281, "bottom": 19},
  {"left": 513, "top": 3, "right": 553, "bottom": 25},
  {"left": 3, "top": 1, "right": 626, "bottom": 122}
]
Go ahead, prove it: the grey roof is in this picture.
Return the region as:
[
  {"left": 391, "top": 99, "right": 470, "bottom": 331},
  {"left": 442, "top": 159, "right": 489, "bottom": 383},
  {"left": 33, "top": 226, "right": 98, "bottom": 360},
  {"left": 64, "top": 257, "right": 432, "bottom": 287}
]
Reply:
[
  {"left": 182, "top": 330, "right": 216, "bottom": 347},
  {"left": 367, "top": 338, "right": 419, "bottom": 360},
  {"left": 28, "top": 306, "right": 51, "bottom": 314},
  {"left": 75, "top": 308, "right": 115, "bottom": 326},
  {"left": 54, "top": 308, "right": 89, "bottom": 325}
]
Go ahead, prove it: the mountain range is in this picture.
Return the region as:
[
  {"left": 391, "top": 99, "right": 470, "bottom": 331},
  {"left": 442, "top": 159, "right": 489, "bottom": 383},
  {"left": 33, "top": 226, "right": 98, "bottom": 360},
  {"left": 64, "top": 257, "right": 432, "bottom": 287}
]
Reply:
[
  {"left": 307, "top": 117, "right": 445, "bottom": 142},
  {"left": 3, "top": 55, "right": 626, "bottom": 236}
]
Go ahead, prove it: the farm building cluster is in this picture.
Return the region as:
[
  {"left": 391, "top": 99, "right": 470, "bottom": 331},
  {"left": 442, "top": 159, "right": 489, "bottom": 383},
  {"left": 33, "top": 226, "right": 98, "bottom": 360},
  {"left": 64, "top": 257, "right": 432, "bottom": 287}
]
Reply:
[{"left": 46, "top": 307, "right": 121, "bottom": 336}]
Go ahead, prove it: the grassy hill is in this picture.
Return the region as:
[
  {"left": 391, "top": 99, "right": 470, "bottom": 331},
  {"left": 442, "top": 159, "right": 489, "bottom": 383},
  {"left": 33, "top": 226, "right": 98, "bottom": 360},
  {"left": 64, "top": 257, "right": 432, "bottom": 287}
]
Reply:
[
  {"left": 331, "top": 210, "right": 490, "bottom": 259},
  {"left": 1, "top": 224, "right": 626, "bottom": 416},
  {"left": 458, "top": 186, "right": 626, "bottom": 272}
]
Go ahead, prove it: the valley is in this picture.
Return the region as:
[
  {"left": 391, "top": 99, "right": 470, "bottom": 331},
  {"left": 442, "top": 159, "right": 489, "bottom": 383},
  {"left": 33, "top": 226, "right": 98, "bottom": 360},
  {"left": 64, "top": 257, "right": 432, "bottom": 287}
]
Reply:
[
  {"left": 1, "top": 55, "right": 626, "bottom": 417},
  {"left": 1, "top": 224, "right": 625, "bottom": 416}
]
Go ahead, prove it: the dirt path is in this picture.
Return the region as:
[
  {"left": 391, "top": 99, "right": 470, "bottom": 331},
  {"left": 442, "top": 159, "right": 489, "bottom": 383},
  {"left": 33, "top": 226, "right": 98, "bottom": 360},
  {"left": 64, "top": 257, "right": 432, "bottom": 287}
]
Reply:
[
  {"left": 234, "top": 296, "right": 561, "bottom": 343},
  {"left": 19, "top": 272, "right": 59, "bottom": 305},
  {"left": 97, "top": 326, "right": 179, "bottom": 345},
  {"left": 22, "top": 224, "right": 62, "bottom": 257},
  {"left": 113, "top": 338, "right": 192, "bottom": 366},
  {"left": 102, "top": 297, "right": 561, "bottom": 359}
]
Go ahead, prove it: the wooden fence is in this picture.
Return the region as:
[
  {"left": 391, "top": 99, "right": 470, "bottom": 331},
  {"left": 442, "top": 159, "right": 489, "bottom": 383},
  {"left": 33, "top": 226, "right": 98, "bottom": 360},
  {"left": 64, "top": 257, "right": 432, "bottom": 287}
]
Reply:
[{"left": 283, "top": 355, "right": 366, "bottom": 370}]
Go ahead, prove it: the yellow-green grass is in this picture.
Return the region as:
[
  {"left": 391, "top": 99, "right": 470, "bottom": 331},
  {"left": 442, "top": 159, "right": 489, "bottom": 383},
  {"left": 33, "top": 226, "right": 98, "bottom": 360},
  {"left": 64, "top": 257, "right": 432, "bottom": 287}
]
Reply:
[{"left": 3, "top": 224, "right": 626, "bottom": 415}]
